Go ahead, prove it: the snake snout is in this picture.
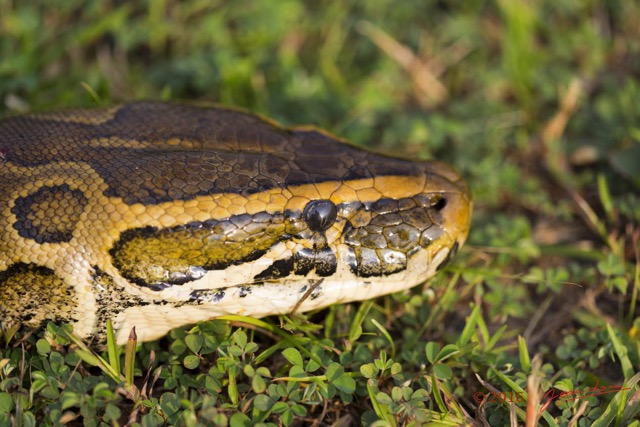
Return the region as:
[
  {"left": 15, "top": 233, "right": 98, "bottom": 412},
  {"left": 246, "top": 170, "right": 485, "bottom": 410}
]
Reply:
[{"left": 421, "top": 161, "right": 473, "bottom": 255}]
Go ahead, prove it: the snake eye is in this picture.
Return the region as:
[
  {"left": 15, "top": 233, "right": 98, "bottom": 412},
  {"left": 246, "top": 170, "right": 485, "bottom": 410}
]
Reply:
[{"left": 303, "top": 199, "right": 337, "bottom": 232}]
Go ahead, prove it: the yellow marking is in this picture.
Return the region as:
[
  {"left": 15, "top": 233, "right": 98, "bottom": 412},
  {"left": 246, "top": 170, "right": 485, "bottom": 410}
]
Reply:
[
  {"left": 3, "top": 161, "right": 468, "bottom": 259},
  {"left": 356, "top": 187, "right": 382, "bottom": 201},
  {"left": 29, "top": 106, "right": 120, "bottom": 125},
  {"left": 87, "top": 136, "right": 154, "bottom": 149},
  {"left": 373, "top": 174, "right": 425, "bottom": 195}
]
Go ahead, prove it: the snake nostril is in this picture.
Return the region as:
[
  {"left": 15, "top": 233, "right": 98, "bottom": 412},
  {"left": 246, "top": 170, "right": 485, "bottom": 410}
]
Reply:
[{"left": 430, "top": 195, "right": 447, "bottom": 211}]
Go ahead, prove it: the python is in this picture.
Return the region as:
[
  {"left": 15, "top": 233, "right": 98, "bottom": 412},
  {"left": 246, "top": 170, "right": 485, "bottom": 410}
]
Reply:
[{"left": 0, "top": 102, "right": 471, "bottom": 344}]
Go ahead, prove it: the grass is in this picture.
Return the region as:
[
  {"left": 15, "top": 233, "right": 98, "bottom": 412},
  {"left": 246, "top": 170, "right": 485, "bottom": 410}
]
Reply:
[{"left": 1, "top": 0, "right": 640, "bottom": 426}]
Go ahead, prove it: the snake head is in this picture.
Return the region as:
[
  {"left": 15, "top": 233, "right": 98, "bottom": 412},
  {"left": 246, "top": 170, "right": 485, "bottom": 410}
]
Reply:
[
  {"left": 333, "top": 159, "right": 472, "bottom": 284},
  {"left": 0, "top": 101, "right": 473, "bottom": 344}
]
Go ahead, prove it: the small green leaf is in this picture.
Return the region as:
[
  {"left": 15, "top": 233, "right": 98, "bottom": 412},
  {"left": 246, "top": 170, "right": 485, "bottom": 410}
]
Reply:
[
  {"left": 252, "top": 374, "right": 267, "bottom": 393},
  {"left": 159, "top": 393, "right": 181, "bottom": 416},
  {"left": 282, "top": 407, "right": 294, "bottom": 426},
  {"left": 611, "top": 276, "right": 629, "bottom": 294},
  {"left": 376, "top": 392, "right": 393, "bottom": 405},
  {"left": 554, "top": 378, "right": 573, "bottom": 392},
  {"left": 243, "top": 364, "right": 255, "bottom": 377},
  {"left": 36, "top": 339, "right": 51, "bottom": 355},
  {"left": 229, "top": 345, "right": 244, "bottom": 357},
  {"left": 256, "top": 367, "right": 271, "bottom": 377},
  {"left": 597, "top": 253, "right": 626, "bottom": 276},
  {"left": 169, "top": 339, "right": 187, "bottom": 355},
  {"left": 253, "top": 394, "right": 273, "bottom": 411},
  {"left": 437, "top": 344, "right": 460, "bottom": 362},
  {"left": 229, "top": 412, "right": 251, "bottom": 427},
  {"left": 185, "top": 334, "right": 203, "bottom": 354},
  {"left": 282, "top": 348, "right": 303, "bottom": 367},
  {"left": 390, "top": 363, "right": 402, "bottom": 376},
  {"left": 60, "top": 391, "right": 80, "bottom": 410},
  {"left": 360, "top": 363, "right": 377, "bottom": 379},
  {"left": 349, "top": 300, "right": 373, "bottom": 342},
  {"left": 245, "top": 342, "right": 259, "bottom": 353},
  {"left": 232, "top": 330, "right": 248, "bottom": 348},
  {"left": 183, "top": 355, "right": 200, "bottom": 369},
  {"left": 306, "top": 358, "right": 321, "bottom": 372},
  {"left": 333, "top": 374, "right": 356, "bottom": 394},
  {"left": 401, "top": 386, "right": 413, "bottom": 401},
  {"left": 0, "top": 393, "right": 14, "bottom": 413},
  {"left": 272, "top": 401, "right": 289, "bottom": 413},
  {"left": 350, "top": 325, "right": 363, "bottom": 342},
  {"left": 289, "top": 365, "right": 306, "bottom": 378},
  {"left": 205, "top": 374, "right": 222, "bottom": 394},
  {"left": 104, "top": 403, "right": 121, "bottom": 421},
  {"left": 425, "top": 342, "right": 440, "bottom": 364},
  {"left": 411, "top": 389, "right": 430, "bottom": 401},
  {"left": 291, "top": 403, "right": 307, "bottom": 417},
  {"left": 326, "top": 363, "right": 344, "bottom": 381},
  {"left": 433, "top": 363, "right": 452, "bottom": 379}
]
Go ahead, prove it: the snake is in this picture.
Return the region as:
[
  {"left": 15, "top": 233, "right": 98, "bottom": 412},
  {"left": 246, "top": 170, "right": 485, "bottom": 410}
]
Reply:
[{"left": 0, "top": 101, "right": 472, "bottom": 345}]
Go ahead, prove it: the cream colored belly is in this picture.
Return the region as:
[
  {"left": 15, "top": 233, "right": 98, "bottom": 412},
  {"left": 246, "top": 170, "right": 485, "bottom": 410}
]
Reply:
[{"left": 112, "top": 244, "right": 451, "bottom": 344}]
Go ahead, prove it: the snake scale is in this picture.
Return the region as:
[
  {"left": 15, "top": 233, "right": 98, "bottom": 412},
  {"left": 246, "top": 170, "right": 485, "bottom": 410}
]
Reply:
[{"left": 0, "top": 102, "right": 472, "bottom": 344}]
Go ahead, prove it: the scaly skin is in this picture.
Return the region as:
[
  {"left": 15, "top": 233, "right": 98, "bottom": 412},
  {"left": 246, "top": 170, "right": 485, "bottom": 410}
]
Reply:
[{"left": 0, "top": 102, "right": 472, "bottom": 344}]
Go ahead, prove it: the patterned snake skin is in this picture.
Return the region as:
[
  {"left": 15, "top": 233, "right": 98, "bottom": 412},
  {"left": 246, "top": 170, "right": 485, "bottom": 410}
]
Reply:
[{"left": 0, "top": 102, "right": 472, "bottom": 344}]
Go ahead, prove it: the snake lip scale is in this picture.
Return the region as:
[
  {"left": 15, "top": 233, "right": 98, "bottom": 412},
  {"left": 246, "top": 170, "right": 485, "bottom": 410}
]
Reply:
[{"left": 0, "top": 101, "right": 472, "bottom": 344}]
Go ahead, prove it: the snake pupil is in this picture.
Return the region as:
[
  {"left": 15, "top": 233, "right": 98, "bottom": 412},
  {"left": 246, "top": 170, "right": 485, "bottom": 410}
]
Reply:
[{"left": 303, "top": 199, "right": 337, "bottom": 232}]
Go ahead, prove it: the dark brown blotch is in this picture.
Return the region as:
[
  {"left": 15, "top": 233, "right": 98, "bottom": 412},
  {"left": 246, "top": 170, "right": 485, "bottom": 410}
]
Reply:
[
  {"left": 12, "top": 184, "right": 88, "bottom": 244},
  {"left": 110, "top": 212, "right": 288, "bottom": 290},
  {"left": 0, "top": 102, "right": 425, "bottom": 205}
]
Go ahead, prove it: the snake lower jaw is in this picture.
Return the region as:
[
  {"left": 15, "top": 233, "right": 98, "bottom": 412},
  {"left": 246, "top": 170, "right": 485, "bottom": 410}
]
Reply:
[{"left": 110, "top": 242, "right": 454, "bottom": 345}]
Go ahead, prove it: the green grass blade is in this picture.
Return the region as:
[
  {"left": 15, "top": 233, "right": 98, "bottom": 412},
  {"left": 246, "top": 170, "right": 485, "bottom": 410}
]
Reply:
[{"left": 606, "top": 323, "right": 634, "bottom": 380}]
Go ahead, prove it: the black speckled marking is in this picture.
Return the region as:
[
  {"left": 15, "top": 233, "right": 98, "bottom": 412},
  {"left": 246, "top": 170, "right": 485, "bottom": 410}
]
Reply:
[
  {"left": 254, "top": 257, "right": 295, "bottom": 281},
  {"left": 91, "top": 266, "right": 149, "bottom": 341},
  {"left": 256, "top": 247, "right": 338, "bottom": 281},
  {"left": 294, "top": 247, "right": 337, "bottom": 277},
  {"left": 0, "top": 263, "right": 77, "bottom": 329},
  {"left": 12, "top": 184, "right": 88, "bottom": 244},
  {"left": 189, "top": 289, "right": 226, "bottom": 304}
]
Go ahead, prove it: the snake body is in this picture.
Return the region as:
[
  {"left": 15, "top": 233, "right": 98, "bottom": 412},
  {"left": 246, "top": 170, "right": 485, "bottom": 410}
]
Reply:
[{"left": 0, "top": 102, "right": 471, "bottom": 344}]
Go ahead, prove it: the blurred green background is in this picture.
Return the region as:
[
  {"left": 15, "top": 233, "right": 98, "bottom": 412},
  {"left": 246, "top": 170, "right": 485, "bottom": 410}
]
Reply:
[{"left": 1, "top": 0, "right": 639, "bottom": 425}]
